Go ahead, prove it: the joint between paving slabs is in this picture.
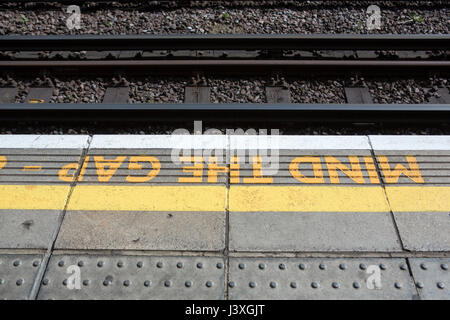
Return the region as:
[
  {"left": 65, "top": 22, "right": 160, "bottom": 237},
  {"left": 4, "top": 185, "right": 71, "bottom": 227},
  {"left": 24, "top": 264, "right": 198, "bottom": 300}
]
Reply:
[
  {"left": 227, "top": 251, "right": 450, "bottom": 258},
  {"left": 367, "top": 137, "right": 421, "bottom": 298},
  {"left": 367, "top": 136, "right": 407, "bottom": 252},
  {"left": 405, "top": 257, "right": 422, "bottom": 299},
  {"left": 224, "top": 134, "right": 231, "bottom": 300},
  {"left": 27, "top": 136, "right": 93, "bottom": 300}
]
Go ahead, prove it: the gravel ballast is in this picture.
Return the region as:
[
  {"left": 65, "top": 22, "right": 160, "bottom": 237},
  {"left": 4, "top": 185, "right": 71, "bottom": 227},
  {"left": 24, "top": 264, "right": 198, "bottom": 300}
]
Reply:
[
  {"left": 0, "top": 74, "right": 448, "bottom": 135},
  {"left": 1, "top": 74, "right": 448, "bottom": 134},
  {"left": 1, "top": 122, "right": 449, "bottom": 136},
  {"left": 0, "top": 3, "right": 448, "bottom": 35},
  {"left": 0, "top": 1, "right": 448, "bottom": 135},
  {"left": 1, "top": 75, "right": 447, "bottom": 104}
]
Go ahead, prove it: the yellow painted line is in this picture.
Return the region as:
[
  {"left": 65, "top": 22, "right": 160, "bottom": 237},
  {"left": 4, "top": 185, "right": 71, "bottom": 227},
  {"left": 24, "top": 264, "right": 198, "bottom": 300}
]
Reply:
[
  {"left": 1, "top": 184, "right": 449, "bottom": 213},
  {"left": 0, "top": 185, "right": 70, "bottom": 210},
  {"left": 23, "top": 166, "right": 42, "bottom": 172},
  {"left": 229, "top": 185, "right": 390, "bottom": 212},
  {"left": 385, "top": 186, "right": 450, "bottom": 212},
  {"left": 67, "top": 185, "right": 226, "bottom": 212},
  {"left": 28, "top": 99, "right": 45, "bottom": 103}
]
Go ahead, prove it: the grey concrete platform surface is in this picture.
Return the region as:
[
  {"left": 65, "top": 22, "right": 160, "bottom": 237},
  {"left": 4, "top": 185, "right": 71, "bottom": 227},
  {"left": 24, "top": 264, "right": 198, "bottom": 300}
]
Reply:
[
  {"left": 229, "top": 212, "right": 402, "bottom": 252},
  {"left": 0, "top": 135, "right": 448, "bottom": 300},
  {"left": 37, "top": 255, "right": 225, "bottom": 300},
  {"left": 55, "top": 211, "right": 226, "bottom": 251},
  {"left": 228, "top": 258, "right": 417, "bottom": 300}
]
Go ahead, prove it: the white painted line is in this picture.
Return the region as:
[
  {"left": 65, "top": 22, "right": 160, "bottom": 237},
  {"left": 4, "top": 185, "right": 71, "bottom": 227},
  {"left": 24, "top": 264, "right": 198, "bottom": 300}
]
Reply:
[
  {"left": 369, "top": 135, "right": 450, "bottom": 151},
  {"left": 0, "top": 135, "right": 90, "bottom": 149},
  {"left": 89, "top": 134, "right": 228, "bottom": 149},
  {"left": 229, "top": 135, "right": 370, "bottom": 150},
  {"left": 91, "top": 135, "right": 370, "bottom": 150},
  {"left": 3, "top": 134, "right": 448, "bottom": 151}
]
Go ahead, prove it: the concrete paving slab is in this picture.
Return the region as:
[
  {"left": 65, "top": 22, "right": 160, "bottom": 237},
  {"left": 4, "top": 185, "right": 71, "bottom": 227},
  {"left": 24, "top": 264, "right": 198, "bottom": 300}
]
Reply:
[
  {"left": 0, "top": 135, "right": 89, "bottom": 149},
  {"left": 89, "top": 135, "right": 227, "bottom": 150},
  {"left": 375, "top": 151, "right": 450, "bottom": 156},
  {"left": 0, "top": 254, "right": 43, "bottom": 300},
  {"left": 387, "top": 177, "right": 450, "bottom": 184},
  {"left": 384, "top": 163, "right": 450, "bottom": 169},
  {"left": 0, "top": 185, "right": 71, "bottom": 211},
  {"left": 0, "top": 138, "right": 86, "bottom": 252},
  {"left": 84, "top": 153, "right": 227, "bottom": 164},
  {"left": 228, "top": 155, "right": 378, "bottom": 185},
  {"left": 243, "top": 155, "right": 374, "bottom": 162},
  {"left": 380, "top": 170, "right": 450, "bottom": 177},
  {"left": 235, "top": 178, "right": 378, "bottom": 185},
  {"left": 369, "top": 136, "right": 450, "bottom": 151},
  {"left": 374, "top": 154, "right": 450, "bottom": 184},
  {"left": 74, "top": 157, "right": 227, "bottom": 185},
  {"left": 88, "top": 149, "right": 185, "bottom": 155},
  {"left": 38, "top": 255, "right": 225, "bottom": 300},
  {"left": 237, "top": 168, "right": 380, "bottom": 185},
  {"left": 55, "top": 211, "right": 225, "bottom": 251},
  {"left": 66, "top": 185, "right": 226, "bottom": 212},
  {"left": 393, "top": 212, "right": 450, "bottom": 251},
  {"left": 376, "top": 155, "right": 450, "bottom": 163},
  {"left": 229, "top": 135, "right": 370, "bottom": 151},
  {"left": 231, "top": 179, "right": 379, "bottom": 185},
  {"left": 385, "top": 186, "right": 450, "bottom": 212},
  {"left": 77, "top": 176, "right": 227, "bottom": 185},
  {"left": 79, "top": 169, "right": 221, "bottom": 177},
  {"left": 0, "top": 143, "right": 87, "bottom": 186},
  {"left": 228, "top": 258, "right": 417, "bottom": 300},
  {"left": 229, "top": 212, "right": 401, "bottom": 252},
  {"left": 238, "top": 156, "right": 377, "bottom": 168},
  {"left": 0, "top": 153, "right": 83, "bottom": 160},
  {"left": 230, "top": 149, "right": 371, "bottom": 157},
  {"left": 229, "top": 185, "right": 390, "bottom": 212},
  {"left": 409, "top": 258, "right": 449, "bottom": 300},
  {"left": 0, "top": 210, "right": 60, "bottom": 249},
  {"left": 0, "top": 152, "right": 83, "bottom": 184},
  {"left": 0, "top": 165, "right": 82, "bottom": 174},
  {"left": 0, "top": 176, "right": 77, "bottom": 183}
]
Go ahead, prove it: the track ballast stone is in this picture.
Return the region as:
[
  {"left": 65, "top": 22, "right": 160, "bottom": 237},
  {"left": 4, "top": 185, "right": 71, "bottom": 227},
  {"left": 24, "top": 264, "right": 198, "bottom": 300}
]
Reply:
[{"left": 0, "top": 5, "right": 448, "bottom": 35}]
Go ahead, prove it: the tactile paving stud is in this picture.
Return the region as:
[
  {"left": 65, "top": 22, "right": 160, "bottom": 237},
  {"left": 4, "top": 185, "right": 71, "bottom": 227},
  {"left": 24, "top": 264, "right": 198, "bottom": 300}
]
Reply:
[
  {"left": 38, "top": 255, "right": 224, "bottom": 300},
  {"left": 229, "top": 258, "right": 416, "bottom": 300},
  {"left": 0, "top": 254, "right": 43, "bottom": 300},
  {"left": 409, "top": 258, "right": 449, "bottom": 300}
]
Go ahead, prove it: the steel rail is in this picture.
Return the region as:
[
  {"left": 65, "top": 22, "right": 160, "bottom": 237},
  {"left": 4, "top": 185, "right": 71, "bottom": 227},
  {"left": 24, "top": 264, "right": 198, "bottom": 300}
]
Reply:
[
  {"left": 1, "top": 34, "right": 449, "bottom": 51},
  {"left": 0, "top": 103, "right": 449, "bottom": 123},
  {"left": 1, "top": 59, "right": 448, "bottom": 76},
  {"left": 2, "top": 0, "right": 431, "bottom": 3},
  {"left": 1, "top": 60, "right": 447, "bottom": 67},
  {"left": 4, "top": 0, "right": 443, "bottom": 3}
]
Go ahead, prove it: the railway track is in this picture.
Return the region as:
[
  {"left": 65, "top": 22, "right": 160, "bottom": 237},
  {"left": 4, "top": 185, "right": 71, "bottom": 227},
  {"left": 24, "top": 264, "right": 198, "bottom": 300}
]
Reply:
[
  {"left": 0, "top": 103, "right": 449, "bottom": 123},
  {"left": 1, "top": 34, "right": 448, "bottom": 75},
  {"left": 3, "top": 0, "right": 448, "bottom": 4},
  {"left": 2, "top": 34, "right": 448, "bottom": 51},
  {"left": 0, "top": 33, "right": 449, "bottom": 123},
  {"left": 1, "top": 0, "right": 449, "bottom": 304}
]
